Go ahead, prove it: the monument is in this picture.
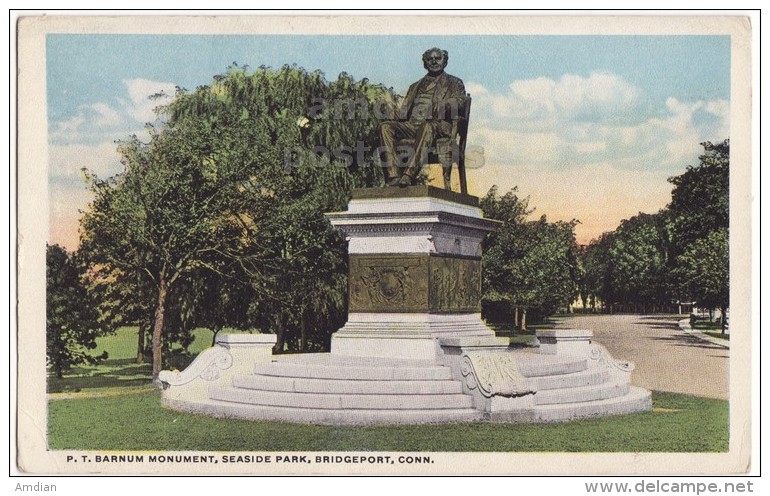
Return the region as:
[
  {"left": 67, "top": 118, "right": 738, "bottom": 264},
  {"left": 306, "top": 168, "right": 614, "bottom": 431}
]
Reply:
[{"left": 159, "top": 49, "right": 652, "bottom": 424}]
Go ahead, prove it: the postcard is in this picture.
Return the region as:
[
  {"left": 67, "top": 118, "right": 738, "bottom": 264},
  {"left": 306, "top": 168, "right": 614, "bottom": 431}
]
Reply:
[{"left": 15, "top": 13, "right": 754, "bottom": 476}]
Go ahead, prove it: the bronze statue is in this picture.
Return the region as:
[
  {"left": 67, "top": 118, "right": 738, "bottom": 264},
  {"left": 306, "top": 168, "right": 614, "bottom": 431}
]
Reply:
[{"left": 379, "top": 48, "right": 466, "bottom": 188}]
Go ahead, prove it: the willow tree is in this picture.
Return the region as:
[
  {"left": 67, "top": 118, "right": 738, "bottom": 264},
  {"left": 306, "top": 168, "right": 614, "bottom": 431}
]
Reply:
[{"left": 81, "top": 64, "right": 396, "bottom": 380}]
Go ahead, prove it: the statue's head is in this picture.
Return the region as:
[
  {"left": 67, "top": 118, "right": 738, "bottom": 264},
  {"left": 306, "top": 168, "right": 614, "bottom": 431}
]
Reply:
[{"left": 422, "top": 48, "right": 448, "bottom": 75}]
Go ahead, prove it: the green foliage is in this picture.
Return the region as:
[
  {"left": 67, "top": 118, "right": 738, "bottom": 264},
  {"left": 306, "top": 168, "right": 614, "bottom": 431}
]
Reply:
[
  {"left": 46, "top": 244, "right": 112, "bottom": 378},
  {"left": 47, "top": 326, "right": 232, "bottom": 393},
  {"left": 668, "top": 140, "right": 729, "bottom": 255},
  {"left": 80, "top": 65, "right": 397, "bottom": 376},
  {"left": 667, "top": 140, "right": 729, "bottom": 314},
  {"left": 672, "top": 228, "right": 729, "bottom": 312},
  {"left": 48, "top": 390, "right": 727, "bottom": 452},
  {"left": 481, "top": 187, "right": 580, "bottom": 324},
  {"left": 607, "top": 212, "right": 670, "bottom": 308}
]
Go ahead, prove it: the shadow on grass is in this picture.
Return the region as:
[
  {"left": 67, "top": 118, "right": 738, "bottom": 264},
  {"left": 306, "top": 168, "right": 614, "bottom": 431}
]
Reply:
[{"left": 48, "top": 359, "right": 153, "bottom": 393}]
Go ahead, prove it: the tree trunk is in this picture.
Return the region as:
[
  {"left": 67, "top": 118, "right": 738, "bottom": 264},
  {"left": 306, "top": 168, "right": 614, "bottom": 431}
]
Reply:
[
  {"left": 151, "top": 277, "right": 169, "bottom": 383},
  {"left": 513, "top": 307, "right": 519, "bottom": 331},
  {"left": 136, "top": 323, "right": 146, "bottom": 364},
  {"left": 272, "top": 313, "right": 287, "bottom": 354},
  {"left": 300, "top": 309, "right": 307, "bottom": 352},
  {"left": 211, "top": 327, "right": 222, "bottom": 347},
  {"left": 721, "top": 306, "right": 728, "bottom": 335},
  {"left": 519, "top": 308, "right": 527, "bottom": 332}
]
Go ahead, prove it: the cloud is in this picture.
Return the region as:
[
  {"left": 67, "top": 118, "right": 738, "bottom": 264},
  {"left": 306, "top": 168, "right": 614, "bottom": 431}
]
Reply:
[
  {"left": 49, "top": 141, "right": 123, "bottom": 181},
  {"left": 471, "top": 72, "right": 643, "bottom": 132},
  {"left": 120, "top": 78, "right": 177, "bottom": 123},
  {"left": 49, "top": 114, "right": 86, "bottom": 143},
  {"left": 464, "top": 72, "right": 730, "bottom": 243},
  {"left": 91, "top": 102, "right": 123, "bottom": 127},
  {"left": 49, "top": 78, "right": 177, "bottom": 147}
]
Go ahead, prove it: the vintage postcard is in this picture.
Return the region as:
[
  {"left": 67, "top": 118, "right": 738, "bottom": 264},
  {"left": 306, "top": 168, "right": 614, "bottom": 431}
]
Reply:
[{"left": 15, "top": 13, "right": 755, "bottom": 477}]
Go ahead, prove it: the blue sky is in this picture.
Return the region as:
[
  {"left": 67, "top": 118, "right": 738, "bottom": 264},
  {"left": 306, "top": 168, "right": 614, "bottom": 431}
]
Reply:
[{"left": 47, "top": 34, "right": 731, "bottom": 248}]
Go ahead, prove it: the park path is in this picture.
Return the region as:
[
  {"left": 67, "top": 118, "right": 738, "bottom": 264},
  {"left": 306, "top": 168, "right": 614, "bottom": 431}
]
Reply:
[{"left": 550, "top": 314, "right": 729, "bottom": 400}]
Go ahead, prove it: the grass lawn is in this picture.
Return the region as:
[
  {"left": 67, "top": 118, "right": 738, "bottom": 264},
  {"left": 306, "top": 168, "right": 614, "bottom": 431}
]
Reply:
[
  {"left": 692, "top": 321, "right": 723, "bottom": 331},
  {"left": 46, "top": 317, "right": 727, "bottom": 452},
  {"left": 48, "top": 326, "right": 236, "bottom": 393},
  {"left": 47, "top": 390, "right": 727, "bottom": 452}
]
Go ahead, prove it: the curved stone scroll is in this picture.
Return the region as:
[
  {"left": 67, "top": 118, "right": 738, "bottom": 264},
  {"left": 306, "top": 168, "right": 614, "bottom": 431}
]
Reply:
[
  {"left": 158, "top": 345, "right": 233, "bottom": 387},
  {"left": 460, "top": 352, "right": 536, "bottom": 398},
  {"left": 588, "top": 343, "right": 635, "bottom": 373}
]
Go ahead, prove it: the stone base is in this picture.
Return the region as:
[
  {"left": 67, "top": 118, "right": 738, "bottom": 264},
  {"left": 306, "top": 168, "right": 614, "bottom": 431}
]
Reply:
[
  {"left": 331, "top": 313, "right": 495, "bottom": 361},
  {"left": 160, "top": 343, "right": 652, "bottom": 425},
  {"left": 159, "top": 333, "right": 276, "bottom": 405},
  {"left": 536, "top": 329, "right": 593, "bottom": 356}
]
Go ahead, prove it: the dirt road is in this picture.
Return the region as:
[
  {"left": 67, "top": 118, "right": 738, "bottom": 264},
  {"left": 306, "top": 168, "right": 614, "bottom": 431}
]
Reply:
[{"left": 551, "top": 314, "right": 729, "bottom": 400}]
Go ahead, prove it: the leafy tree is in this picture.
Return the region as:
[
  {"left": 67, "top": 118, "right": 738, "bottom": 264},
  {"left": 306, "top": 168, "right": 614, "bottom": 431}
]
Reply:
[
  {"left": 81, "top": 65, "right": 395, "bottom": 380},
  {"left": 580, "top": 140, "right": 729, "bottom": 316},
  {"left": 46, "top": 244, "right": 111, "bottom": 378},
  {"left": 668, "top": 140, "right": 730, "bottom": 320},
  {"left": 86, "top": 264, "right": 154, "bottom": 364},
  {"left": 607, "top": 212, "right": 670, "bottom": 312},
  {"left": 580, "top": 232, "right": 617, "bottom": 312},
  {"left": 668, "top": 140, "right": 729, "bottom": 256},
  {"left": 672, "top": 229, "right": 729, "bottom": 332},
  {"left": 481, "top": 187, "right": 579, "bottom": 329}
]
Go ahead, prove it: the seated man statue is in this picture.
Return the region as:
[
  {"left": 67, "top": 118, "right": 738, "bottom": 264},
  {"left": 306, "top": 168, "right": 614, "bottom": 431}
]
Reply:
[{"left": 379, "top": 47, "right": 466, "bottom": 187}]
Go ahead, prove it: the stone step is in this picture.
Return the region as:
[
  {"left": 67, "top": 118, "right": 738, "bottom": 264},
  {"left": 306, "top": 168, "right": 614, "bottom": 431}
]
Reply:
[
  {"left": 529, "top": 386, "right": 653, "bottom": 422},
  {"left": 533, "top": 381, "right": 629, "bottom": 406},
  {"left": 211, "top": 386, "right": 474, "bottom": 410},
  {"left": 516, "top": 355, "right": 588, "bottom": 377},
  {"left": 234, "top": 375, "right": 464, "bottom": 395},
  {"left": 252, "top": 362, "right": 453, "bottom": 381},
  {"left": 528, "top": 367, "right": 611, "bottom": 391},
  {"left": 166, "top": 397, "right": 486, "bottom": 425}
]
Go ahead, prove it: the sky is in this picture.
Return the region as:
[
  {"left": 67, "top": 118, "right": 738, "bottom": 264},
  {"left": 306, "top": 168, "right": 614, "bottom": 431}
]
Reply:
[{"left": 47, "top": 34, "right": 731, "bottom": 249}]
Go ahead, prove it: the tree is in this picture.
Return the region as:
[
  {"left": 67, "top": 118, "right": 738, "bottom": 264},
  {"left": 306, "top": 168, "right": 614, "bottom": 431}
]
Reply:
[
  {"left": 81, "top": 65, "right": 395, "bottom": 380},
  {"left": 668, "top": 139, "right": 729, "bottom": 321},
  {"left": 668, "top": 140, "right": 729, "bottom": 257},
  {"left": 606, "top": 212, "right": 670, "bottom": 312},
  {"left": 481, "top": 187, "right": 580, "bottom": 329},
  {"left": 46, "top": 244, "right": 111, "bottom": 378},
  {"left": 672, "top": 229, "right": 729, "bottom": 332},
  {"left": 579, "top": 139, "right": 729, "bottom": 316}
]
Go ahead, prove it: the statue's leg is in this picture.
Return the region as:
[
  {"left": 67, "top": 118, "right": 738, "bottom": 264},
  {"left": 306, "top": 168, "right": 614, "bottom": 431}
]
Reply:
[
  {"left": 400, "top": 122, "right": 434, "bottom": 185},
  {"left": 379, "top": 121, "right": 411, "bottom": 185}
]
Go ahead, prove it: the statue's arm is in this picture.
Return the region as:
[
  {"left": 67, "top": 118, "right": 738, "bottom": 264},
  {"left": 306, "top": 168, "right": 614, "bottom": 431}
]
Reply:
[
  {"left": 439, "top": 77, "right": 467, "bottom": 120},
  {"left": 396, "top": 82, "right": 419, "bottom": 120}
]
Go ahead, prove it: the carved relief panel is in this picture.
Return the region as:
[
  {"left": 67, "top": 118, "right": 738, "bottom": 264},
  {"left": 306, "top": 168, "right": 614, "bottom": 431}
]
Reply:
[
  {"left": 428, "top": 256, "right": 481, "bottom": 313},
  {"left": 349, "top": 254, "right": 481, "bottom": 314},
  {"left": 349, "top": 256, "right": 430, "bottom": 313}
]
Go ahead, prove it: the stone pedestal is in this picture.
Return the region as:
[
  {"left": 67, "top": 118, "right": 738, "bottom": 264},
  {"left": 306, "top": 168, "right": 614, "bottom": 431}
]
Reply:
[
  {"left": 536, "top": 329, "right": 593, "bottom": 356},
  {"left": 159, "top": 333, "right": 276, "bottom": 407},
  {"left": 160, "top": 185, "right": 652, "bottom": 425},
  {"left": 326, "top": 186, "right": 500, "bottom": 361}
]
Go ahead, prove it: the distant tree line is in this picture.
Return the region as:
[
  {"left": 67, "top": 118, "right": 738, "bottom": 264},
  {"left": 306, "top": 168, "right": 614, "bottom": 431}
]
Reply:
[{"left": 578, "top": 140, "right": 729, "bottom": 332}]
